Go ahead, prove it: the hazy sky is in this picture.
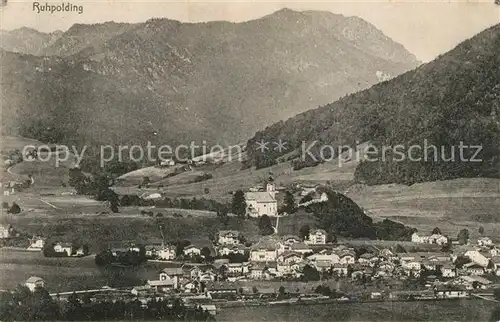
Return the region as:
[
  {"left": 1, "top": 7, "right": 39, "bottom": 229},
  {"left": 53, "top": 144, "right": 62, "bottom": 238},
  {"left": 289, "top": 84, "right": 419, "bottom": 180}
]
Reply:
[{"left": 1, "top": 0, "right": 499, "bottom": 61}]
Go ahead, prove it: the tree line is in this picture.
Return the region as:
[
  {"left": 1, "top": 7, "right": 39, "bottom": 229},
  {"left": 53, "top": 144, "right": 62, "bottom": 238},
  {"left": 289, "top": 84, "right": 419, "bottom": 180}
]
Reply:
[{"left": 0, "top": 285, "right": 214, "bottom": 321}]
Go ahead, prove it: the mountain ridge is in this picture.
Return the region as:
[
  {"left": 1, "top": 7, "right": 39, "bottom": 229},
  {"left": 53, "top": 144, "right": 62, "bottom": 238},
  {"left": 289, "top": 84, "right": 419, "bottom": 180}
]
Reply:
[
  {"left": 246, "top": 23, "right": 500, "bottom": 184},
  {"left": 1, "top": 9, "right": 419, "bottom": 148}
]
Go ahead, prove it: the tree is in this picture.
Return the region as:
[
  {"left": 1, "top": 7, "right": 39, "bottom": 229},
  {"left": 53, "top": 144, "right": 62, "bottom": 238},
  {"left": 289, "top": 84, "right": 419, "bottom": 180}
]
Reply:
[
  {"left": 454, "top": 255, "right": 471, "bottom": 268},
  {"left": 217, "top": 206, "right": 229, "bottom": 226},
  {"left": 200, "top": 247, "right": 211, "bottom": 259},
  {"left": 302, "top": 264, "right": 320, "bottom": 281},
  {"left": 1, "top": 201, "right": 9, "bottom": 209},
  {"left": 491, "top": 306, "right": 500, "bottom": 322},
  {"left": 218, "top": 265, "right": 228, "bottom": 281},
  {"left": 283, "top": 191, "right": 297, "bottom": 214},
  {"left": 252, "top": 286, "right": 258, "bottom": 294},
  {"left": 494, "top": 288, "right": 500, "bottom": 301},
  {"left": 431, "top": 227, "right": 442, "bottom": 235},
  {"left": 110, "top": 198, "right": 119, "bottom": 213},
  {"left": 457, "top": 229, "right": 470, "bottom": 245},
  {"left": 395, "top": 244, "right": 406, "bottom": 253},
  {"left": 478, "top": 226, "right": 485, "bottom": 235},
  {"left": 258, "top": 215, "right": 274, "bottom": 235},
  {"left": 231, "top": 190, "right": 246, "bottom": 218},
  {"left": 299, "top": 224, "right": 310, "bottom": 241},
  {"left": 8, "top": 202, "right": 21, "bottom": 214},
  {"left": 175, "top": 240, "right": 191, "bottom": 258},
  {"left": 278, "top": 286, "right": 286, "bottom": 298}
]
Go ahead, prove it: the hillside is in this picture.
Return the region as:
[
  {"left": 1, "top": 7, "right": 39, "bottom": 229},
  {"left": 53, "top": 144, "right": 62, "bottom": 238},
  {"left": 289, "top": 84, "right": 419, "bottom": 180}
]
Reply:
[
  {"left": 247, "top": 23, "right": 500, "bottom": 185},
  {"left": 1, "top": 9, "right": 419, "bottom": 147},
  {"left": 0, "top": 27, "right": 62, "bottom": 55}
]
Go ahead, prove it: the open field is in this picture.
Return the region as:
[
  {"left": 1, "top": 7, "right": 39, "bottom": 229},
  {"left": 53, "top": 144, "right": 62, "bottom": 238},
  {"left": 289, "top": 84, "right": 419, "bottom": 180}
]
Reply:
[
  {"left": 346, "top": 178, "right": 500, "bottom": 242},
  {"left": 0, "top": 248, "right": 182, "bottom": 293},
  {"left": 217, "top": 299, "right": 498, "bottom": 321},
  {"left": 0, "top": 136, "right": 44, "bottom": 151}
]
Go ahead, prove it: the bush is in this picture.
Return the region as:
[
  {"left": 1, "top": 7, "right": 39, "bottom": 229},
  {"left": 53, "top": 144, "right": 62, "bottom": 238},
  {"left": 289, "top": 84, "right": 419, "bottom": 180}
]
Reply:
[
  {"left": 193, "top": 173, "right": 213, "bottom": 182},
  {"left": 8, "top": 202, "right": 21, "bottom": 214}
]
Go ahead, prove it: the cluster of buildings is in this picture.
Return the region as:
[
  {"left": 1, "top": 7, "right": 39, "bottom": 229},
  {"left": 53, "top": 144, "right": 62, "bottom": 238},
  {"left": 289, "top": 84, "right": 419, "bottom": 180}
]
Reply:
[
  {"left": 411, "top": 232, "right": 449, "bottom": 245},
  {"left": 244, "top": 180, "right": 329, "bottom": 218},
  {"left": 123, "top": 230, "right": 500, "bottom": 299}
]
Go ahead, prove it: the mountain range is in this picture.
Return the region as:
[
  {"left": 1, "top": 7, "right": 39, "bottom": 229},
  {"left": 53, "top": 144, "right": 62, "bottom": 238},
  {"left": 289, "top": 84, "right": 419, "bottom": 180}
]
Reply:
[
  {"left": 1, "top": 9, "right": 419, "bottom": 147},
  {"left": 247, "top": 23, "right": 500, "bottom": 185}
]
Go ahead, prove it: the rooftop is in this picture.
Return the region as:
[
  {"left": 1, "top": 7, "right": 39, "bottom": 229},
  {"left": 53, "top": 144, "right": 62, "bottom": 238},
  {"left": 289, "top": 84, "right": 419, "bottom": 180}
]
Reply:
[
  {"left": 245, "top": 191, "right": 276, "bottom": 203},
  {"left": 26, "top": 276, "right": 44, "bottom": 284}
]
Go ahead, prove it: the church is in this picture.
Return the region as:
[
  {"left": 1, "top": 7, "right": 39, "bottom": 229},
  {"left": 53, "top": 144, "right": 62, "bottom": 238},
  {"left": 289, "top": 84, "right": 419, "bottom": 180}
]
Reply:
[{"left": 245, "top": 178, "right": 278, "bottom": 217}]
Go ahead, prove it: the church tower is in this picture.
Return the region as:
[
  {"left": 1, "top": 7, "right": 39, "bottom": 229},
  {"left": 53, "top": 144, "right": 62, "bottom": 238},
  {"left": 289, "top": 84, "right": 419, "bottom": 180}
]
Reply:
[{"left": 266, "top": 175, "right": 276, "bottom": 199}]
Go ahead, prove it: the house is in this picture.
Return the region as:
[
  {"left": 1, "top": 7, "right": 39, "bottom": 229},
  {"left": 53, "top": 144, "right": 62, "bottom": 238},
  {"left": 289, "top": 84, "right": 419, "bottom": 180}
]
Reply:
[
  {"left": 183, "top": 245, "right": 201, "bottom": 257},
  {"left": 25, "top": 276, "right": 45, "bottom": 292},
  {"left": 111, "top": 247, "right": 129, "bottom": 257},
  {"left": 218, "top": 244, "right": 245, "bottom": 256},
  {"left": 290, "top": 242, "right": 313, "bottom": 255},
  {"left": 250, "top": 237, "right": 279, "bottom": 262},
  {"left": 339, "top": 253, "right": 356, "bottom": 265},
  {"left": 379, "top": 248, "right": 397, "bottom": 262},
  {"left": 305, "top": 229, "right": 327, "bottom": 245},
  {"left": 145, "top": 244, "right": 162, "bottom": 258},
  {"left": 277, "top": 251, "right": 303, "bottom": 264},
  {"left": 358, "top": 253, "right": 379, "bottom": 266},
  {"left": 314, "top": 260, "right": 332, "bottom": 272},
  {"left": 159, "top": 267, "right": 183, "bottom": 288},
  {"left": 249, "top": 261, "right": 278, "bottom": 279},
  {"left": 160, "top": 159, "right": 176, "bottom": 167},
  {"left": 434, "top": 286, "right": 469, "bottom": 299},
  {"left": 299, "top": 185, "right": 317, "bottom": 196},
  {"left": 249, "top": 262, "right": 268, "bottom": 279},
  {"left": 464, "top": 250, "right": 490, "bottom": 267},
  {"left": 453, "top": 276, "right": 492, "bottom": 289},
  {"left": 131, "top": 285, "right": 153, "bottom": 296},
  {"left": 428, "top": 234, "right": 449, "bottom": 245},
  {"left": 306, "top": 250, "right": 340, "bottom": 265},
  {"left": 53, "top": 242, "right": 73, "bottom": 256},
  {"left": 281, "top": 235, "right": 301, "bottom": 245},
  {"left": 402, "top": 260, "right": 421, "bottom": 271},
  {"left": 491, "top": 256, "right": 500, "bottom": 276},
  {"left": 331, "top": 263, "right": 348, "bottom": 276},
  {"left": 441, "top": 264, "right": 456, "bottom": 278},
  {"left": 277, "top": 262, "right": 294, "bottom": 275},
  {"left": 147, "top": 279, "right": 175, "bottom": 292},
  {"left": 141, "top": 192, "right": 162, "bottom": 200},
  {"left": 298, "top": 191, "right": 329, "bottom": 207},
  {"left": 411, "top": 232, "right": 448, "bottom": 245},
  {"left": 227, "top": 262, "right": 250, "bottom": 276},
  {"left": 199, "top": 271, "right": 217, "bottom": 282},
  {"left": 28, "top": 236, "right": 45, "bottom": 250},
  {"left": 157, "top": 245, "right": 176, "bottom": 260},
  {"left": 245, "top": 181, "right": 278, "bottom": 217},
  {"left": 0, "top": 224, "right": 12, "bottom": 239},
  {"left": 206, "top": 284, "right": 238, "bottom": 299},
  {"left": 375, "top": 263, "right": 395, "bottom": 277},
  {"left": 217, "top": 230, "right": 241, "bottom": 245},
  {"left": 182, "top": 281, "right": 198, "bottom": 293},
  {"left": 478, "top": 237, "right": 493, "bottom": 247},
  {"left": 399, "top": 252, "right": 450, "bottom": 262},
  {"left": 463, "top": 263, "right": 485, "bottom": 276}
]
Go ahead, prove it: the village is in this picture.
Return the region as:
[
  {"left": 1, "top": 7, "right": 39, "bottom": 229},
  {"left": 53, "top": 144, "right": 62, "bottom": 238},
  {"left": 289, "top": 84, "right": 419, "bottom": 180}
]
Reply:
[
  {"left": 1, "top": 147, "right": 499, "bottom": 317},
  {"left": 1, "top": 177, "right": 500, "bottom": 316}
]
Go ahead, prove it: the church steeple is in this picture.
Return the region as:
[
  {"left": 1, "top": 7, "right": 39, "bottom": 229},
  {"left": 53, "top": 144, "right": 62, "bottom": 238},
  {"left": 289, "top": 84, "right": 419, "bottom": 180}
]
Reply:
[{"left": 266, "top": 174, "right": 276, "bottom": 198}]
